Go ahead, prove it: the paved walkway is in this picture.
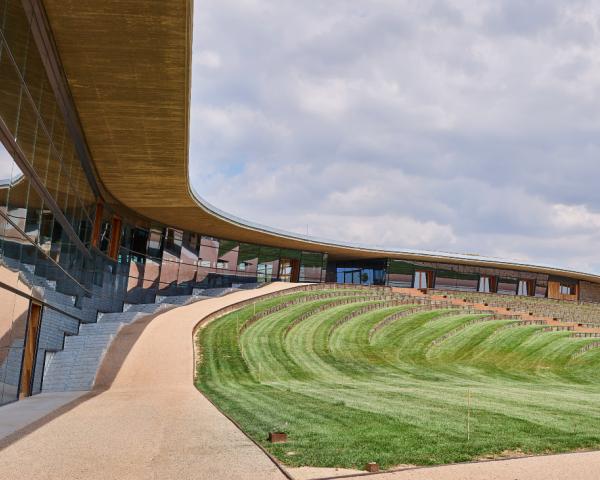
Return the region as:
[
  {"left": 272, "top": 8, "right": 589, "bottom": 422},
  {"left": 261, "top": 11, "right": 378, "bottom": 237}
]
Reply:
[
  {"left": 0, "top": 391, "right": 87, "bottom": 443},
  {"left": 0, "top": 283, "right": 296, "bottom": 480},
  {"left": 326, "top": 451, "right": 600, "bottom": 480}
]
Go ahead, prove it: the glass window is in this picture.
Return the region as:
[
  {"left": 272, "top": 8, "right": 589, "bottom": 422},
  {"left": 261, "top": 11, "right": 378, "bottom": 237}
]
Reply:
[
  {"left": 237, "top": 243, "right": 259, "bottom": 277},
  {"left": 177, "top": 261, "right": 196, "bottom": 292},
  {"left": 3, "top": 0, "right": 31, "bottom": 74},
  {"left": 0, "top": 139, "right": 22, "bottom": 189},
  {"left": 517, "top": 280, "right": 528, "bottom": 296},
  {"left": 14, "top": 85, "right": 39, "bottom": 164},
  {"left": 0, "top": 38, "right": 23, "bottom": 134},
  {"left": 216, "top": 260, "right": 228, "bottom": 270},
  {"left": 22, "top": 32, "right": 45, "bottom": 109},
  {"left": 299, "top": 251, "right": 323, "bottom": 282},
  {"left": 163, "top": 228, "right": 182, "bottom": 261},
  {"left": 159, "top": 256, "right": 179, "bottom": 293},
  {"left": 146, "top": 228, "right": 163, "bottom": 259},
  {"left": 535, "top": 280, "right": 548, "bottom": 298},
  {"left": 497, "top": 278, "right": 518, "bottom": 295},
  {"left": 387, "top": 260, "right": 414, "bottom": 288},
  {"left": 31, "top": 127, "right": 50, "bottom": 183},
  {"left": 560, "top": 284, "right": 575, "bottom": 295},
  {"left": 414, "top": 271, "right": 428, "bottom": 289},
  {"left": 181, "top": 231, "right": 199, "bottom": 265},
  {"left": 200, "top": 239, "right": 216, "bottom": 265},
  {"left": 435, "top": 268, "right": 478, "bottom": 292},
  {"left": 128, "top": 227, "right": 149, "bottom": 262},
  {"left": 217, "top": 240, "right": 238, "bottom": 273}
]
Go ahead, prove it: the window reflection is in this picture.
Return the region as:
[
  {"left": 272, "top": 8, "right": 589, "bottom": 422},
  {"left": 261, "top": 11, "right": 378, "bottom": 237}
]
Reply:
[{"left": 435, "top": 269, "right": 478, "bottom": 292}]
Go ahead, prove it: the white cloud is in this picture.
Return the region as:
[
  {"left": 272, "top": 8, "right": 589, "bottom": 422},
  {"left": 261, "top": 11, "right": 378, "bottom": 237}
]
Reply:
[
  {"left": 551, "top": 204, "right": 600, "bottom": 230},
  {"left": 194, "top": 50, "right": 222, "bottom": 69},
  {"left": 189, "top": 0, "right": 600, "bottom": 274}
]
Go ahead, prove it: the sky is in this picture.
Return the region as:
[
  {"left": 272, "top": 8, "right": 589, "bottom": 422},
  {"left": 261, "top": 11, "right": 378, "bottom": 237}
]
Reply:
[{"left": 189, "top": 0, "right": 600, "bottom": 274}]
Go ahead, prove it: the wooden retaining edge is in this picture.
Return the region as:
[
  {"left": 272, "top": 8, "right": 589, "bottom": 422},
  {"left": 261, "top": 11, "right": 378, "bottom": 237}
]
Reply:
[
  {"left": 572, "top": 332, "right": 600, "bottom": 338},
  {"left": 192, "top": 282, "right": 373, "bottom": 339},
  {"left": 542, "top": 326, "right": 575, "bottom": 332},
  {"left": 240, "top": 295, "right": 386, "bottom": 336},
  {"left": 501, "top": 319, "right": 547, "bottom": 329},
  {"left": 572, "top": 341, "right": 600, "bottom": 357},
  {"left": 368, "top": 304, "right": 470, "bottom": 340},
  {"left": 430, "top": 314, "right": 506, "bottom": 346},
  {"left": 229, "top": 282, "right": 391, "bottom": 335},
  {"left": 368, "top": 306, "right": 430, "bottom": 341},
  {"left": 283, "top": 297, "right": 387, "bottom": 337},
  {"left": 327, "top": 300, "right": 417, "bottom": 341},
  {"left": 238, "top": 290, "right": 379, "bottom": 333}
]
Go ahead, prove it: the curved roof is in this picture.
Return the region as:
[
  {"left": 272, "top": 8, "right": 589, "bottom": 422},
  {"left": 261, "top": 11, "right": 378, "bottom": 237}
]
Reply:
[{"left": 41, "top": 0, "right": 600, "bottom": 283}]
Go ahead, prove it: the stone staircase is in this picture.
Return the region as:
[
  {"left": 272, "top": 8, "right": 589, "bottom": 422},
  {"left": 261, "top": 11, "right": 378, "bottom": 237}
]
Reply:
[{"left": 41, "top": 295, "right": 205, "bottom": 392}]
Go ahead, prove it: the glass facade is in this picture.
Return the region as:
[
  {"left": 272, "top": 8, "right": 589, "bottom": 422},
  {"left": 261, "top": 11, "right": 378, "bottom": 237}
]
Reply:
[
  {"left": 120, "top": 229, "right": 326, "bottom": 302},
  {"left": 335, "top": 257, "right": 550, "bottom": 299},
  {"left": 0, "top": 2, "right": 324, "bottom": 406}
]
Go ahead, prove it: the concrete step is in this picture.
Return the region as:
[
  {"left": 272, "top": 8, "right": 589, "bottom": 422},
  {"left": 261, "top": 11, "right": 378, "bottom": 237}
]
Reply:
[
  {"left": 97, "top": 311, "right": 145, "bottom": 323},
  {"left": 42, "top": 344, "right": 110, "bottom": 392},
  {"left": 233, "top": 283, "right": 260, "bottom": 290},
  {"left": 123, "top": 303, "right": 168, "bottom": 314},
  {"left": 38, "top": 285, "right": 77, "bottom": 308},
  {"left": 42, "top": 296, "right": 186, "bottom": 394},
  {"left": 63, "top": 333, "right": 114, "bottom": 350},
  {"left": 78, "top": 323, "right": 123, "bottom": 336},
  {"left": 155, "top": 295, "right": 196, "bottom": 305},
  {"left": 193, "top": 287, "right": 238, "bottom": 297}
]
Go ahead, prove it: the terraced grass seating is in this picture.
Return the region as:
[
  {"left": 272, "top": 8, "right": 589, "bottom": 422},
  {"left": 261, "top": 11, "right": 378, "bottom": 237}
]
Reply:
[
  {"left": 196, "top": 289, "right": 600, "bottom": 470},
  {"left": 435, "top": 290, "right": 600, "bottom": 325}
]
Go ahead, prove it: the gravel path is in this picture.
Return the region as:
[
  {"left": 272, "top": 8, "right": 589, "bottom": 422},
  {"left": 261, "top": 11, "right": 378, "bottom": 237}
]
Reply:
[{"left": 0, "top": 283, "right": 297, "bottom": 480}]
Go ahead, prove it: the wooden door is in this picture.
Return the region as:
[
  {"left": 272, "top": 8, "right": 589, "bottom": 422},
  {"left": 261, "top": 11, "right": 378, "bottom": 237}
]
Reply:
[{"left": 19, "top": 303, "right": 42, "bottom": 399}]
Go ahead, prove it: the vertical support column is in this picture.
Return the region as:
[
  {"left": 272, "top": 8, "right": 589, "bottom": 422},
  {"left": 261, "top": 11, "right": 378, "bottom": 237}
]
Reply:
[
  {"left": 290, "top": 258, "right": 300, "bottom": 283},
  {"left": 490, "top": 276, "right": 498, "bottom": 293},
  {"left": 91, "top": 200, "right": 104, "bottom": 249},
  {"left": 108, "top": 216, "right": 122, "bottom": 260},
  {"left": 427, "top": 271, "right": 436, "bottom": 290},
  {"left": 19, "top": 302, "right": 42, "bottom": 399}
]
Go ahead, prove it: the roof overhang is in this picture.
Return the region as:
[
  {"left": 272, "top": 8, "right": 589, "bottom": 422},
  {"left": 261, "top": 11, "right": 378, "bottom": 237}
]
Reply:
[{"left": 40, "top": 0, "right": 600, "bottom": 284}]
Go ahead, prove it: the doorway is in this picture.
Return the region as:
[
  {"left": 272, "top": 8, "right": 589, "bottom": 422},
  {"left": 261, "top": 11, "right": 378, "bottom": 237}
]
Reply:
[{"left": 414, "top": 271, "right": 434, "bottom": 289}]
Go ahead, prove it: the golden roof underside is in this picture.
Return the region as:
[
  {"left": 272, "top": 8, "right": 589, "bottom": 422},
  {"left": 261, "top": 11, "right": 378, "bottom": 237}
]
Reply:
[{"left": 40, "top": 0, "right": 600, "bottom": 282}]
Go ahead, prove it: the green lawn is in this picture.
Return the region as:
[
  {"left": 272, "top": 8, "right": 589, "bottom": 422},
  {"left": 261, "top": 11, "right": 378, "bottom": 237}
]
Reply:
[{"left": 195, "top": 290, "right": 600, "bottom": 469}]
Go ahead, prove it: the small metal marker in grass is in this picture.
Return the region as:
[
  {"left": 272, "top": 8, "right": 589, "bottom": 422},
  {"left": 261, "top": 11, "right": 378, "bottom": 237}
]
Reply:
[
  {"left": 365, "top": 462, "right": 379, "bottom": 473},
  {"left": 269, "top": 422, "right": 289, "bottom": 443},
  {"left": 268, "top": 432, "right": 287, "bottom": 443}
]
